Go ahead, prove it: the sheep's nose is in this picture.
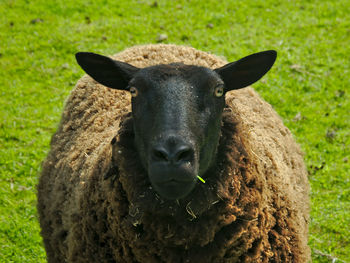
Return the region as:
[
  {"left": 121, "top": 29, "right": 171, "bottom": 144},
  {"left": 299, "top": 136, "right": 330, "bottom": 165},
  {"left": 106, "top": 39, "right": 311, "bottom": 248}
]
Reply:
[{"left": 152, "top": 144, "right": 194, "bottom": 164}]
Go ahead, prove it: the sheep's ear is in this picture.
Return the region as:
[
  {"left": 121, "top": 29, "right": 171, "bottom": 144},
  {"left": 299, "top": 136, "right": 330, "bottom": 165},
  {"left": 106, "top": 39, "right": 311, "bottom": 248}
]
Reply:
[
  {"left": 75, "top": 52, "right": 139, "bottom": 90},
  {"left": 215, "top": 50, "right": 277, "bottom": 91}
]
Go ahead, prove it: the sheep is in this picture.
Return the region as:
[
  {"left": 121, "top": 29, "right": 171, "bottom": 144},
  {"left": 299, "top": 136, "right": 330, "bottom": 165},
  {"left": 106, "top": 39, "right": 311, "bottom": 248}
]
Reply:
[{"left": 37, "top": 44, "right": 310, "bottom": 263}]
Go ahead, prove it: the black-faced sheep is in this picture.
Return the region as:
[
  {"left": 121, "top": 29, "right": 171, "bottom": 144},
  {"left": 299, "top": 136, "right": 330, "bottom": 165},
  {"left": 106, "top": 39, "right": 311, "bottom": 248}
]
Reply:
[{"left": 37, "top": 44, "right": 310, "bottom": 263}]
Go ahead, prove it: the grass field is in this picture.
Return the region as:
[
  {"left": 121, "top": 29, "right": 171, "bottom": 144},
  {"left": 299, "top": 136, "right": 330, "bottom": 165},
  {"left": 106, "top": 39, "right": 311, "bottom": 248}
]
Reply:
[{"left": 0, "top": 0, "right": 349, "bottom": 262}]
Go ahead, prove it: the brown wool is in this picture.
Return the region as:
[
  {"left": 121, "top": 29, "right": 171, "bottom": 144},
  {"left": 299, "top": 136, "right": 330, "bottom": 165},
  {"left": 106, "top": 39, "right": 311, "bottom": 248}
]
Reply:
[{"left": 37, "top": 44, "right": 310, "bottom": 263}]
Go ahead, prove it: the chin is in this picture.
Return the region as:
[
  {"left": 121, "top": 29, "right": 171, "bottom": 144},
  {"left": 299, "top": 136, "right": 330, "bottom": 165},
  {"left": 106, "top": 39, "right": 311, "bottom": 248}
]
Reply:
[{"left": 152, "top": 180, "right": 196, "bottom": 200}]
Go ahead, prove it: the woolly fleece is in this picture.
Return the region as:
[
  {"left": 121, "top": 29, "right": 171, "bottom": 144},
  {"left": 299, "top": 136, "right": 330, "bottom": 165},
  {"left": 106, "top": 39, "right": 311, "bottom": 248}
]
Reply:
[{"left": 37, "top": 44, "right": 310, "bottom": 263}]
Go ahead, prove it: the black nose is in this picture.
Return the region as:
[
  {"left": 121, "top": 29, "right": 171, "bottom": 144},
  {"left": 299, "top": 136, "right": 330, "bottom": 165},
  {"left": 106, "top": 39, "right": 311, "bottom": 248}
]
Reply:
[{"left": 152, "top": 144, "right": 194, "bottom": 164}]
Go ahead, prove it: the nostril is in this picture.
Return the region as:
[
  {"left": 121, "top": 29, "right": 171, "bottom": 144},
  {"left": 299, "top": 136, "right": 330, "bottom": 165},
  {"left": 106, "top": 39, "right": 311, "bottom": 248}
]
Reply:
[
  {"left": 152, "top": 148, "right": 169, "bottom": 162},
  {"left": 151, "top": 144, "right": 194, "bottom": 164},
  {"left": 175, "top": 147, "right": 194, "bottom": 163}
]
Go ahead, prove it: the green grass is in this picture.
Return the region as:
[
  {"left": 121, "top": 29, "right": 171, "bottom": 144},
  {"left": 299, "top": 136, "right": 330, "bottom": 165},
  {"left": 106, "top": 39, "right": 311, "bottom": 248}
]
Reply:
[{"left": 0, "top": 0, "right": 349, "bottom": 262}]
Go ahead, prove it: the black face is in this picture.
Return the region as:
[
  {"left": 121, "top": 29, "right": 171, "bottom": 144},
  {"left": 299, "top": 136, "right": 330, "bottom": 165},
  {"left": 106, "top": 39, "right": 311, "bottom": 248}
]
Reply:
[
  {"left": 129, "top": 64, "right": 225, "bottom": 199},
  {"left": 75, "top": 49, "right": 277, "bottom": 200}
]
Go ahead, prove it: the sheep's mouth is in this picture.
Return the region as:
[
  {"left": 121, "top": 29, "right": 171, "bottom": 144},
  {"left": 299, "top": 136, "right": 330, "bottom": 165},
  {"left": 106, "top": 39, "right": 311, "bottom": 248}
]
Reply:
[
  {"left": 149, "top": 173, "right": 197, "bottom": 200},
  {"left": 147, "top": 154, "right": 198, "bottom": 200},
  {"left": 156, "top": 176, "right": 193, "bottom": 184},
  {"left": 158, "top": 179, "right": 189, "bottom": 187},
  {"left": 152, "top": 180, "right": 196, "bottom": 200}
]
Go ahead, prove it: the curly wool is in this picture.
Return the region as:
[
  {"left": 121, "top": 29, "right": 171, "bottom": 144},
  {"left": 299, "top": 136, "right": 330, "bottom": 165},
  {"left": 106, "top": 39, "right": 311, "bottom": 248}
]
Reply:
[{"left": 37, "top": 44, "right": 310, "bottom": 263}]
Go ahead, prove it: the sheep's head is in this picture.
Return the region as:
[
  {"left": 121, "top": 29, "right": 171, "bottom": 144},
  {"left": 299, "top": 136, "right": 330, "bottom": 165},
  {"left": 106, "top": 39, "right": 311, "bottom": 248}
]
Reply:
[{"left": 75, "top": 50, "right": 276, "bottom": 200}]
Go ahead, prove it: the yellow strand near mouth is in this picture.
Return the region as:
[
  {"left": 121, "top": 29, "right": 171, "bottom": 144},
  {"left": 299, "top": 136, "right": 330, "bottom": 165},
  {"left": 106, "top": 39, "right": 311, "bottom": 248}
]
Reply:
[{"left": 197, "top": 175, "right": 206, "bottom": 183}]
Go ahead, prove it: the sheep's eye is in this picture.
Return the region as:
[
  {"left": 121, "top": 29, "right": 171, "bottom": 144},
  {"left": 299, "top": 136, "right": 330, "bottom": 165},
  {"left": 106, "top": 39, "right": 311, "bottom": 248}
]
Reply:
[
  {"left": 214, "top": 85, "right": 224, "bottom": 97},
  {"left": 129, "top": 87, "right": 138, "bottom": 97}
]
